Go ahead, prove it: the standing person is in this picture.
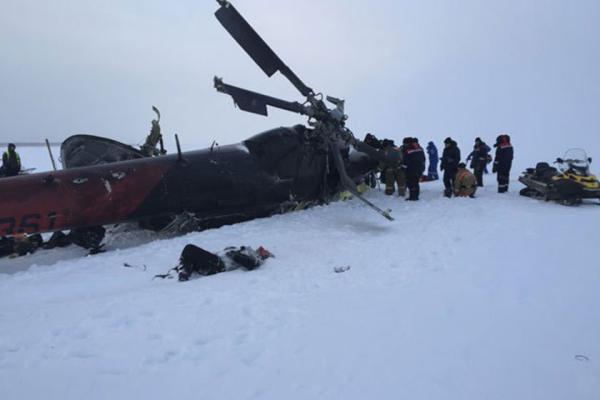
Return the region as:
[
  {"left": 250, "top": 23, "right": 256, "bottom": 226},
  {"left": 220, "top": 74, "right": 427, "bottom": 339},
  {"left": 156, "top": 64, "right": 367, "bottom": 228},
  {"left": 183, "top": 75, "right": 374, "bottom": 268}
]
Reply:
[
  {"left": 440, "top": 137, "right": 461, "bottom": 197},
  {"left": 454, "top": 163, "right": 477, "bottom": 197},
  {"left": 426, "top": 141, "right": 439, "bottom": 181},
  {"left": 2, "top": 143, "right": 21, "bottom": 177},
  {"left": 493, "top": 134, "right": 514, "bottom": 193},
  {"left": 403, "top": 138, "right": 426, "bottom": 201},
  {"left": 381, "top": 139, "right": 405, "bottom": 197},
  {"left": 469, "top": 137, "right": 491, "bottom": 187}
]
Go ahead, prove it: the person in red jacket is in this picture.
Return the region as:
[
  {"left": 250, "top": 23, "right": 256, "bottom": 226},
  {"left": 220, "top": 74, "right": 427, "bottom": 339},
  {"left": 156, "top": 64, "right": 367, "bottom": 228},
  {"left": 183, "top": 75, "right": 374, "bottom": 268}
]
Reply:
[{"left": 493, "top": 134, "right": 514, "bottom": 193}]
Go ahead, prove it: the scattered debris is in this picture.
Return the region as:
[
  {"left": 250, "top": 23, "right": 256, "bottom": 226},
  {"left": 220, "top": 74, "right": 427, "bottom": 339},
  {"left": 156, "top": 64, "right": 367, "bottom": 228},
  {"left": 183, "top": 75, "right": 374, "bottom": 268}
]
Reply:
[
  {"left": 123, "top": 262, "right": 147, "bottom": 271},
  {"left": 334, "top": 266, "right": 351, "bottom": 274}
]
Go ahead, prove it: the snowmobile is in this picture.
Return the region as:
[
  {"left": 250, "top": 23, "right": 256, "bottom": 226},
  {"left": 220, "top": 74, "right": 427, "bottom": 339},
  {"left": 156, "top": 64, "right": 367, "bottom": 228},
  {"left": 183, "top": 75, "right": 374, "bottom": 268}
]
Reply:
[{"left": 519, "top": 149, "right": 600, "bottom": 205}]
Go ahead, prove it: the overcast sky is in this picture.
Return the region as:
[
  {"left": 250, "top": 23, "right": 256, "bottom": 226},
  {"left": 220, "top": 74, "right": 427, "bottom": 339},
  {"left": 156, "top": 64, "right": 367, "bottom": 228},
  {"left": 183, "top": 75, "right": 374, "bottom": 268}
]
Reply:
[{"left": 1, "top": 0, "right": 599, "bottom": 169}]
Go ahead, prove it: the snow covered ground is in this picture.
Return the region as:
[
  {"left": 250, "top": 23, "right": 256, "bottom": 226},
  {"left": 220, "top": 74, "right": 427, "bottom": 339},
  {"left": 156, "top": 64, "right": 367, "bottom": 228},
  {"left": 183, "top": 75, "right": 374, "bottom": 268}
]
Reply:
[{"left": 1, "top": 149, "right": 599, "bottom": 400}]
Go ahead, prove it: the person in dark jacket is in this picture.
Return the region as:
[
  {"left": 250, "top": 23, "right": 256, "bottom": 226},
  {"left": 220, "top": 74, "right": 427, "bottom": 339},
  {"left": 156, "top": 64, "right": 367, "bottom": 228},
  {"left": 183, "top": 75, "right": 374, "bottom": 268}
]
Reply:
[
  {"left": 426, "top": 141, "right": 439, "bottom": 180},
  {"left": 440, "top": 137, "right": 461, "bottom": 197},
  {"left": 466, "top": 137, "right": 491, "bottom": 187},
  {"left": 2, "top": 143, "right": 21, "bottom": 177},
  {"left": 493, "top": 134, "right": 514, "bottom": 193},
  {"left": 403, "top": 138, "right": 426, "bottom": 200}
]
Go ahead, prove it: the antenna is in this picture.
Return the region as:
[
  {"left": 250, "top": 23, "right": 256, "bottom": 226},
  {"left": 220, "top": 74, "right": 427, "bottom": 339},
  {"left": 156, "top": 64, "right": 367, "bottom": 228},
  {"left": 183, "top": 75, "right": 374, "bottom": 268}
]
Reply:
[{"left": 45, "top": 138, "right": 57, "bottom": 171}]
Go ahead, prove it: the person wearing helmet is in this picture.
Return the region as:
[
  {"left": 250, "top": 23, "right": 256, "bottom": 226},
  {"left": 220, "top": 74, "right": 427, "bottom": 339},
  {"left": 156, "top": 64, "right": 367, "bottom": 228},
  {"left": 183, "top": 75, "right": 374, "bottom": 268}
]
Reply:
[
  {"left": 382, "top": 139, "right": 406, "bottom": 197},
  {"left": 2, "top": 143, "right": 22, "bottom": 177},
  {"left": 493, "top": 134, "right": 514, "bottom": 193},
  {"left": 454, "top": 163, "right": 477, "bottom": 198}
]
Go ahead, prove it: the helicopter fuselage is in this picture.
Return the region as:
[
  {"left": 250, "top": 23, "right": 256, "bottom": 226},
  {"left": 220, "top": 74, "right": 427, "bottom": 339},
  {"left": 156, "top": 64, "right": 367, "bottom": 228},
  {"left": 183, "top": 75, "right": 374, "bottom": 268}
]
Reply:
[{"left": 0, "top": 126, "right": 375, "bottom": 237}]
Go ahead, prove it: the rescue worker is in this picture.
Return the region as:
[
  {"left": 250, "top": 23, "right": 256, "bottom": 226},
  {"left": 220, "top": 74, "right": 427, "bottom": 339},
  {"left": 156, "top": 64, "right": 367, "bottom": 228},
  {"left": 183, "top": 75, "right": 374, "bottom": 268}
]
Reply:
[
  {"left": 426, "top": 141, "right": 439, "bottom": 181},
  {"left": 363, "top": 133, "right": 382, "bottom": 188},
  {"left": 454, "top": 163, "right": 477, "bottom": 197},
  {"left": 2, "top": 143, "right": 22, "bottom": 177},
  {"left": 403, "top": 138, "right": 426, "bottom": 200},
  {"left": 440, "top": 137, "right": 461, "bottom": 197},
  {"left": 493, "top": 134, "right": 514, "bottom": 193},
  {"left": 382, "top": 139, "right": 405, "bottom": 197},
  {"left": 466, "top": 137, "right": 491, "bottom": 187}
]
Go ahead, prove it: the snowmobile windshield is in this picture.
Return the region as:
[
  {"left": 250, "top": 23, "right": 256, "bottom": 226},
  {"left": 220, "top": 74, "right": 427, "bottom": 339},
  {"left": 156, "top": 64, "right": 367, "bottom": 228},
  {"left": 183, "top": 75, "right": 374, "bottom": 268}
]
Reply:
[{"left": 560, "top": 149, "right": 590, "bottom": 176}]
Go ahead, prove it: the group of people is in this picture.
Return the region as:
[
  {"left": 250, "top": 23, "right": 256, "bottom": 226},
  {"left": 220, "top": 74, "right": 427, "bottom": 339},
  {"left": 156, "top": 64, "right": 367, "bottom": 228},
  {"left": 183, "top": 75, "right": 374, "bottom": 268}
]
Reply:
[
  {"left": 365, "top": 133, "right": 514, "bottom": 200},
  {"left": 1, "top": 143, "right": 22, "bottom": 178},
  {"left": 363, "top": 135, "right": 427, "bottom": 201}
]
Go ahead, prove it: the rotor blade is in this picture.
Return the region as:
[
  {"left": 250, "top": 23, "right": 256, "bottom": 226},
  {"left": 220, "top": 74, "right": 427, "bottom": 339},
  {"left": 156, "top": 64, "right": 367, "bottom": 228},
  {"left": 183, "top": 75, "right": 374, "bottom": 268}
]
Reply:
[
  {"left": 215, "top": 1, "right": 313, "bottom": 97},
  {"left": 214, "top": 77, "right": 311, "bottom": 117},
  {"left": 327, "top": 139, "right": 394, "bottom": 221}
]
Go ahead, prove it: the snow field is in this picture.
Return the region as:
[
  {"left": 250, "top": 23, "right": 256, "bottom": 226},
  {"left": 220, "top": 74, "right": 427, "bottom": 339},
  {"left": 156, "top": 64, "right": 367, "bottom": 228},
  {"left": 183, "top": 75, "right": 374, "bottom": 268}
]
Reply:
[{"left": 0, "top": 149, "right": 599, "bottom": 399}]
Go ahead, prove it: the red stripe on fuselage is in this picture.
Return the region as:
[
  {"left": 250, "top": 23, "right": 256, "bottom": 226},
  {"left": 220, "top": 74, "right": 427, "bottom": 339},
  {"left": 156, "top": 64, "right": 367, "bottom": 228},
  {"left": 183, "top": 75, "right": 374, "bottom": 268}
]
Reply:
[{"left": 0, "top": 158, "right": 172, "bottom": 236}]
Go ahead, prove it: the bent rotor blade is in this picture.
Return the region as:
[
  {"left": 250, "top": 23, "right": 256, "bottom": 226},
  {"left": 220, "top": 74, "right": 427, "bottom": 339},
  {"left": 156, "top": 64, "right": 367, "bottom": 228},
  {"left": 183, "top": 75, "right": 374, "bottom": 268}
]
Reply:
[
  {"left": 327, "top": 139, "right": 394, "bottom": 221},
  {"left": 214, "top": 77, "right": 311, "bottom": 117},
  {"left": 215, "top": 1, "right": 313, "bottom": 97}
]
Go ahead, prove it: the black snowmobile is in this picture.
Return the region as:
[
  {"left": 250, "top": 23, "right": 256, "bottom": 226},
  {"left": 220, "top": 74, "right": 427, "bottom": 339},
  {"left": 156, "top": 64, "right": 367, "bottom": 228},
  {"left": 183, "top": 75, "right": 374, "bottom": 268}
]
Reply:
[{"left": 519, "top": 149, "right": 600, "bottom": 205}]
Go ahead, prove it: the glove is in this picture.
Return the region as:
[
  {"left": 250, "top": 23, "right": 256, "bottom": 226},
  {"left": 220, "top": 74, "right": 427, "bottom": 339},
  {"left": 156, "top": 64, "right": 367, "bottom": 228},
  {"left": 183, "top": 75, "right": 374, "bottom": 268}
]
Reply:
[
  {"left": 440, "top": 165, "right": 444, "bottom": 171},
  {"left": 492, "top": 163, "right": 497, "bottom": 174}
]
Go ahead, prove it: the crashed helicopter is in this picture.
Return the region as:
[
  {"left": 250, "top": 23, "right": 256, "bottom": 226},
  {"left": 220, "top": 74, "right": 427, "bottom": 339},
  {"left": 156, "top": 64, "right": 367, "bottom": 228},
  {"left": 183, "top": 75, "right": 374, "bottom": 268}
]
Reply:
[{"left": 0, "top": 0, "right": 397, "bottom": 254}]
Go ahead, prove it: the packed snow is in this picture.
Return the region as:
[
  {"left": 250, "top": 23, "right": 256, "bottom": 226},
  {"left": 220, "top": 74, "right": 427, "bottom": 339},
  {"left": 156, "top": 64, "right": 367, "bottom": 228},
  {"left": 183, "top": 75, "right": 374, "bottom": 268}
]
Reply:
[{"left": 1, "top": 147, "right": 599, "bottom": 400}]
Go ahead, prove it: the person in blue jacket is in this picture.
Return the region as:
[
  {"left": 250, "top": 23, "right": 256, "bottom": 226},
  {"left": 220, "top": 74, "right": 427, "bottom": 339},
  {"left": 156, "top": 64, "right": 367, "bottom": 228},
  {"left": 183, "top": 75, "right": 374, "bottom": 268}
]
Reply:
[{"left": 426, "top": 141, "right": 439, "bottom": 181}]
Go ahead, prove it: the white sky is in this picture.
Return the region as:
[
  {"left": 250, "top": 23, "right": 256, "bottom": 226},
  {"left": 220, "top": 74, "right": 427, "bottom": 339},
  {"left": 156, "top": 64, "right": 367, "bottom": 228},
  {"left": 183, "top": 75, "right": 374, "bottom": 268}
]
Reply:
[{"left": 1, "top": 0, "right": 599, "bottom": 167}]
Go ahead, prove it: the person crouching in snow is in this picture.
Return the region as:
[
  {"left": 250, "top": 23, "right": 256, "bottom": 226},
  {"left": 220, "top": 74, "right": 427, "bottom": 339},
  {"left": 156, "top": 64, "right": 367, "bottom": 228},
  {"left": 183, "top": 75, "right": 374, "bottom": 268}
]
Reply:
[
  {"left": 454, "top": 163, "right": 477, "bottom": 198},
  {"left": 156, "top": 244, "right": 274, "bottom": 281}
]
